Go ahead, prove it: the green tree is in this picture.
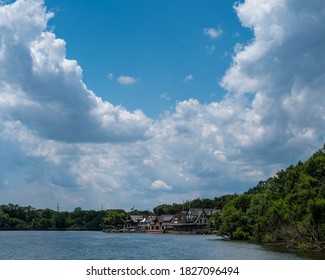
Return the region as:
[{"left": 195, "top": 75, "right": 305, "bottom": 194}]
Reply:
[
  {"left": 52, "top": 212, "right": 68, "bottom": 229},
  {"left": 218, "top": 194, "right": 252, "bottom": 239},
  {"left": 0, "top": 212, "right": 10, "bottom": 229},
  {"left": 104, "top": 209, "right": 127, "bottom": 227},
  {"left": 208, "top": 211, "right": 222, "bottom": 229}
]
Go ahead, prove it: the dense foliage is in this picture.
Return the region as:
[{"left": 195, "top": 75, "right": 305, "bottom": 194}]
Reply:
[
  {"left": 152, "top": 197, "right": 232, "bottom": 215},
  {"left": 0, "top": 197, "right": 232, "bottom": 231},
  {"left": 217, "top": 146, "right": 325, "bottom": 251},
  {"left": 0, "top": 205, "right": 105, "bottom": 230}
]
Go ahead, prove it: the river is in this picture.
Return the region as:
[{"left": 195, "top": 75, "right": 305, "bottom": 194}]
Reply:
[{"left": 0, "top": 231, "right": 323, "bottom": 260}]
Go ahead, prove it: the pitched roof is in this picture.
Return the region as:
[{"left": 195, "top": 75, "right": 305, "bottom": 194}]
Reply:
[
  {"left": 160, "top": 214, "right": 175, "bottom": 222},
  {"left": 128, "top": 215, "right": 144, "bottom": 223},
  {"left": 187, "top": 208, "right": 204, "bottom": 216},
  {"left": 203, "top": 208, "right": 216, "bottom": 216}
]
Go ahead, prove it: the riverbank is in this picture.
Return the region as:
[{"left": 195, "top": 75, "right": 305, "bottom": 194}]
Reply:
[{"left": 103, "top": 228, "right": 215, "bottom": 235}]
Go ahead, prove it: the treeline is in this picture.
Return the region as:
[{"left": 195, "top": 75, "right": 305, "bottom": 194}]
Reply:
[
  {"left": 102, "top": 197, "right": 235, "bottom": 228},
  {"left": 152, "top": 196, "right": 235, "bottom": 215},
  {"left": 0, "top": 205, "right": 105, "bottom": 230},
  {"left": 0, "top": 197, "right": 235, "bottom": 231},
  {"left": 2, "top": 145, "right": 325, "bottom": 252},
  {"left": 215, "top": 145, "right": 325, "bottom": 251}
]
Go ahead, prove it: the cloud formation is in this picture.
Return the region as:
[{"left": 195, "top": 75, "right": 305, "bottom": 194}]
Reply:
[
  {"left": 160, "top": 92, "right": 171, "bottom": 101},
  {"left": 203, "top": 27, "right": 223, "bottom": 39},
  {"left": 0, "top": 0, "right": 150, "bottom": 143},
  {"left": 221, "top": 0, "right": 325, "bottom": 158},
  {"left": 183, "top": 75, "right": 194, "bottom": 82},
  {"left": 0, "top": 0, "right": 324, "bottom": 210},
  {"left": 150, "top": 180, "right": 172, "bottom": 191},
  {"left": 117, "top": 75, "right": 138, "bottom": 85}
]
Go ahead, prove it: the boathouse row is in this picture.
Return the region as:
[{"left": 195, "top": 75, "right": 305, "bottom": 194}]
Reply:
[{"left": 123, "top": 208, "right": 220, "bottom": 232}]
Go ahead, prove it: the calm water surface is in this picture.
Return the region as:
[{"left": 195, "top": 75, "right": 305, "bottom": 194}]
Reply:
[{"left": 0, "top": 231, "right": 323, "bottom": 260}]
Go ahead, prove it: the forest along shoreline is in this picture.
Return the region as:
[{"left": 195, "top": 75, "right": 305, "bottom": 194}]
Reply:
[{"left": 1, "top": 144, "right": 325, "bottom": 253}]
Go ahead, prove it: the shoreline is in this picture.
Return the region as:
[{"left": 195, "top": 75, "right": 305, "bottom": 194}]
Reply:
[{"left": 103, "top": 228, "right": 220, "bottom": 235}]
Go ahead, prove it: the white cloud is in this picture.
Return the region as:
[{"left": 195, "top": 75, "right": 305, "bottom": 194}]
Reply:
[
  {"left": 1, "top": 0, "right": 325, "bottom": 211},
  {"left": 150, "top": 180, "right": 172, "bottom": 191},
  {"left": 117, "top": 75, "right": 138, "bottom": 85},
  {"left": 221, "top": 0, "right": 325, "bottom": 144},
  {"left": 203, "top": 27, "right": 223, "bottom": 39},
  {"left": 0, "top": 0, "right": 150, "bottom": 143},
  {"left": 160, "top": 92, "right": 171, "bottom": 101},
  {"left": 184, "top": 74, "right": 194, "bottom": 82}
]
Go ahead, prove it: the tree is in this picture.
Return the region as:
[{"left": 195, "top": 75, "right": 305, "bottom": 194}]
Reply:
[
  {"left": 218, "top": 194, "right": 252, "bottom": 239},
  {"left": 104, "top": 209, "right": 127, "bottom": 227},
  {"left": 0, "top": 212, "right": 10, "bottom": 229},
  {"left": 217, "top": 144, "right": 325, "bottom": 250},
  {"left": 52, "top": 212, "right": 68, "bottom": 229}
]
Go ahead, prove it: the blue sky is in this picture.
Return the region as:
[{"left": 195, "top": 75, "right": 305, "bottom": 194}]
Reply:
[
  {"left": 45, "top": 0, "right": 252, "bottom": 117},
  {"left": 0, "top": 0, "right": 325, "bottom": 211}
]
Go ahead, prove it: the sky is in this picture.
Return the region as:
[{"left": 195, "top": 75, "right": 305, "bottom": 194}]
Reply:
[
  {"left": 0, "top": 0, "right": 324, "bottom": 211},
  {"left": 44, "top": 0, "right": 252, "bottom": 118}
]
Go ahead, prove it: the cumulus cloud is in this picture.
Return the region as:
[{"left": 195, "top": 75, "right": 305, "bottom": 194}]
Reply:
[
  {"left": 150, "top": 180, "right": 172, "bottom": 191},
  {"left": 148, "top": 98, "right": 273, "bottom": 193},
  {"left": 184, "top": 75, "right": 194, "bottom": 82},
  {"left": 220, "top": 0, "right": 325, "bottom": 158},
  {"left": 0, "top": 120, "right": 85, "bottom": 208},
  {"left": 203, "top": 27, "right": 223, "bottom": 39},
  {"left": 0, "top": 0, "right": 150, "bottom": 143},
  {"left": 1, "top": 0, "right": 325, "bottom": 210},
  {"left": 147, "top": 0, "right": 325, "bottom": 200},
  {"left": 117, "top": 75, "right": 138, "bottom": 85}
]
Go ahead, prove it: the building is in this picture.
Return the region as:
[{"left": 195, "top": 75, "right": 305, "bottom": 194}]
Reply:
[{"left": 121, "top": 208, "right": 219, "bottom": 232}]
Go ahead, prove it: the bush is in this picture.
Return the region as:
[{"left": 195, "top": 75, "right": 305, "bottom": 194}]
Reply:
[
  {"left": 298, "top": 242, "right": 312, "bottom": 251},
  {"left": 232, "top": 227, "right": 250, "bottom": 240}
]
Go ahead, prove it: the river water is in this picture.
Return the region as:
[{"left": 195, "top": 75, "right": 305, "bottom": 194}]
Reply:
[{"left": 0, "top": 231, "right": 323, "bottom": 260}]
